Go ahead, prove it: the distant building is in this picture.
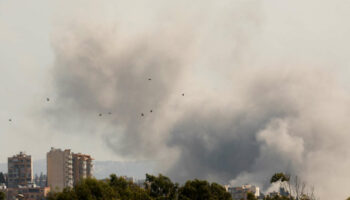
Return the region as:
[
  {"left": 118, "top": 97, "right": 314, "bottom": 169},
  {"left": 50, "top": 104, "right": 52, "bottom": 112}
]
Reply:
[
  {"left": 47, "top": 148, "right": 73, "bottom": 191},
  {"left": 267, "top": 187, "right": 290, "bottom": 198},
  {"left": 72, "top": 153, "right": 93, "bottom": 185},
  {"left": 6, "top": 183, "right": 50, "bottom": 200},
  {"left": 228, "top": 184, "right": 260, "bottom": 200},
  {"left": 8, "top": 152, "right": 33, "bottom": 188},
  {"left": 34, "top": 173, "right": 47, "bottom": 188}
]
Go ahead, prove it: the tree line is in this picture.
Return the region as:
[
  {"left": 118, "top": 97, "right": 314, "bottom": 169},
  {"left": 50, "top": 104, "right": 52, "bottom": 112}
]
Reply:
[
  {"left": 1, "top": 172, "right": 349, "bottom": 200},
  {"left": 47, "top": 173, "right": 232, "bottom": 200}
]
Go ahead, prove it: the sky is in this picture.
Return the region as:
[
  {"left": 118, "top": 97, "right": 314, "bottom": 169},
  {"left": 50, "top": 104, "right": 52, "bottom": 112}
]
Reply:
[{"left": 1, "top": 0, "right": 350, "bottom": 199}]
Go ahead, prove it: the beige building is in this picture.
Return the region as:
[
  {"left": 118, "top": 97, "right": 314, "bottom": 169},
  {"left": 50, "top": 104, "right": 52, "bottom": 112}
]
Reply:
[
  {"left": 47, "top": 148, "right": 73, "bottom": 192},
  {"left": 8, "top": 152, "right": 33, "bottom": 188},
  {"left": 72, "top": 153, "right": 93, "bottom": 185},
  {"left": 6, "top": 184, "right": 50, "bottom": 200}
]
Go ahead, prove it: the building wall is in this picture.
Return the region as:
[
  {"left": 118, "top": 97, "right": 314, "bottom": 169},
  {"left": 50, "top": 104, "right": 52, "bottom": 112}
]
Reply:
[
  {"left": 6, "top": 186, "right": 50, "bottom": 200},
  {"left": 72, "top": 153, "right": 93, "bottom": 185},
  {"left": 47, "top": 148, "right": 73, "bottom": 192},
  {"left": 228, "top": 184, "right": 260, "bottom": 200},
  {"left": 7, "top": 152, "right": 33, "bottom": 188}
]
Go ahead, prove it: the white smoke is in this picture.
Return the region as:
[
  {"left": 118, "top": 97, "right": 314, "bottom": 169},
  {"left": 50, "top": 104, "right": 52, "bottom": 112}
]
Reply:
[{"left": 48, "top": 0, "right": 350, "bottom": 199}]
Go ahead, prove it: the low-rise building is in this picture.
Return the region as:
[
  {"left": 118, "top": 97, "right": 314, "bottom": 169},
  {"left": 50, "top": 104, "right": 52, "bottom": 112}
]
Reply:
[
  {"left": 228, "top": 184, "right": 260, "bottom": 200},
  {"left": 6, "top": 184, "right": 50, "bottom": 200}
]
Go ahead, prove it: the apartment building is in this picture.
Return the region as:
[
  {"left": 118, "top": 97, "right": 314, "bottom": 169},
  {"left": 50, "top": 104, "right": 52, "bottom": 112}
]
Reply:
[
  {"left": 8, "top": 152, "right": 33, "bottom": 188},
  {"left": 47, "top": 148, "right": 73, "bottom": 192},
  {"left": 72, "top": 153, "right": 93, "bottom": 185}
]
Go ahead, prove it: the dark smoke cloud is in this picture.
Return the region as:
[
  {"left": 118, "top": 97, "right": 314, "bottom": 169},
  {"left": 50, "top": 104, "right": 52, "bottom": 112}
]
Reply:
[{"left": 48, "top": 1, "right": 350, "bottom": 199}]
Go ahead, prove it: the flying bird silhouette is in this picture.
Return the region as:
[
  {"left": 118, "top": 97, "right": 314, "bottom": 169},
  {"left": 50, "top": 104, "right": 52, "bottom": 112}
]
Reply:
[
  {"left": 141, "top": 113, "right": 144, "bottom": 117},
  {"left": 150, "top": 110, "right": 153, "bottom": 113},
  {"left": 46, "top": 98, "right": 50, "bottom": 102},
  {"left": 99, "top": 113, "right": 102, "bottom": 117},
  {"left": 8, "top": 119, "right": 12, "bottom": 122},
  {"left": 148, "top": 78, "right": 152, "bottom": 81},
  {"left": 182, "top": 93, "right": 185, "bottom": 96}
]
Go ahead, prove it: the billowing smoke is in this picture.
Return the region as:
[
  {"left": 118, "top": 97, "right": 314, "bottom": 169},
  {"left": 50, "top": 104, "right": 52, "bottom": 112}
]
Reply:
[{"left": 48, "top": 0, "right": 350, "bottom": 199}]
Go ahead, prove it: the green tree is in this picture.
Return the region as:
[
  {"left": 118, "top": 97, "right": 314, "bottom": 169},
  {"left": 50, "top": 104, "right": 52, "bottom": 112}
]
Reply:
[
  {"left": 178, "top": 179, "right": 231, "bottom": 200},
  {"left": 109, "top": 174, "right": 151, "bottom": 200},
  {"left": 145, "top": 174, "right": 177, "bottom": 200},
  {"left": 270, "top": 173, "right": 290, "bottom": 183},
  {"left": 247, "top": 192, "right": 258, "bottom": 200},
  {"left": 0, "top": 173, "right": 5, "bottom": 184},
  {"left": 74, "top": 178, "right": 115, "bottom": 200},
  {"left": 47, "top": 188, "right": 78, "bottom": 200},
  {"left": 0, "top": 191, "right": 5, "bottom": 200}
]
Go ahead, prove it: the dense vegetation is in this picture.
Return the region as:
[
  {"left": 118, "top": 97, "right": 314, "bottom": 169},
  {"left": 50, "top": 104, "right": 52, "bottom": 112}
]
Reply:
[
  {"left": 47, "top": 173, "right": 232, "bottom": 200},
  {"left": 0, "top": 191, "right": 5, "bottom": 200}
]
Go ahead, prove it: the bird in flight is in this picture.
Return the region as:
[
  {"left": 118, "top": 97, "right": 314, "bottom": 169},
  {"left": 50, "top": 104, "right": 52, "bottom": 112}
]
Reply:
[
  {"left": 141, "top": 113, "right": 144, "bottom": 117},
  {"left": 148, "top": 78, "right": 152, "bottom": 81},
  {"left": 8, "top": 119, "right": 12, "bottom": 122},
  {"left": 182, "top": 93, "right": 185, "bottom": 96},
  {"left": 99, "top": 113, "right": 102, "bottom": 117},
  {"left": 150, "top": 110, "right": 153, "bottom": 113},
  {"left": 46, "top": 98, "right": 50, "bottom": 102},
  {"left": 108, "top": 112, "right": 112, "bottom": 115}
]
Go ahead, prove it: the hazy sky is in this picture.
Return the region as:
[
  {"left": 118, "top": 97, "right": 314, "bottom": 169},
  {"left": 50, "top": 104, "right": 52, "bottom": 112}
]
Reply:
[{"left": 1, "top": 0, "right": 350, "bottom": 199}]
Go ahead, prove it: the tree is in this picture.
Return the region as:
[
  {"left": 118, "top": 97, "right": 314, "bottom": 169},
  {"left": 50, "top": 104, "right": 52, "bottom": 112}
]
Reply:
[
  {"left": 0, "top": 173, "right": 6, "bottom": 184},
  {"left": 109, "top": 174, "right": 151, "bottom": 200},
  {"left": 269, "top": 173, "right": 317, "bottom": 200},
  {"left": 247, "top": 192, "right": 258, "bottom": 200},
  {"left": 47, "top": 188, "right": 77, "bottom": 200},
  {"left": 145, "top": 174, "right": 177, "bottom": 200},
  {"left": 0, "top": 191, "right": 5, "bottom": 200},
  {"left": 178, "top": 179, "right": 232, "bottom": 200}
]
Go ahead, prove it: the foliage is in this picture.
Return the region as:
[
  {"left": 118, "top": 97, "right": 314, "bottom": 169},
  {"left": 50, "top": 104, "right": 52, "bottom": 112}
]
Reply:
[
  {"left": 48, "top": 174, "right": 231, "bottom": 200},
  {"left": 270, "top": 173, "right": 290, "bottom": 183},
  {"left": 0, "top": 173, "right": 5, "bottom": 184},
  {"left": 269, "top": 173, "right": 318, "bottom": 200},
  {"left": 0, "top": 191, "right": 5, "bottom": 200},
  {"left": 145, "top": 173, "right": 177, "bottom": 200},
  {"left": 178, "top": 179, "right": 231, "bottom": 200},
  {"left": 247, "top": 192, "right": 258, "bottom": 200}
]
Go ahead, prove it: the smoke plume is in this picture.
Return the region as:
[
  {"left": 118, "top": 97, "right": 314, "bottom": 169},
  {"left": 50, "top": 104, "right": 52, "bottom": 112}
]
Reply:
[{"left": 48, "top": 0, "right": 350, "bottom": 199}]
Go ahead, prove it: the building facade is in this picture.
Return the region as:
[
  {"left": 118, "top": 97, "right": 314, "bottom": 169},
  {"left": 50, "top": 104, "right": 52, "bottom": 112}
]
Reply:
[
  {"left": 6, "top": 184, "right": 50, "bottom": 200},
  {"left": 47, "top": 148, "right": 73, "bottom": 192},
  {"left": 72, "top": 153, "right": 93, "bottom": 185},
  {"left": 228, "top": 184, "right": 260, "bottom": 200},
  {"left": 7, "top": 152, "right": 33, "bottom": 188}
]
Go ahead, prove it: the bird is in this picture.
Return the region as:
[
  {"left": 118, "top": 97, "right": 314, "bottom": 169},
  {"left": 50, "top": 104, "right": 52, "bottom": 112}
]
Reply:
[
  {"left": 150, "top": 110, "right": 153, "bottom": 113},
  {"left": 46, "top": 98, "right": 50, "bottom": 102},
  {"left": 99, "top": 113, "right": 102, "bottom": 117},
  {"left": 8, "top": 119, "right": 12, "bottom": 122},
  {"left": 148, "top": 78, "right": 152, "bottom": 81},
  {"left": 108, "top": 112, "right": 112, "bottom": 115},
  {"left": 141, "top": 113, "right": 144, "bottom": 117},
  {"left": 182, "top": 93, "right": 185, "bottom": 96}
]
